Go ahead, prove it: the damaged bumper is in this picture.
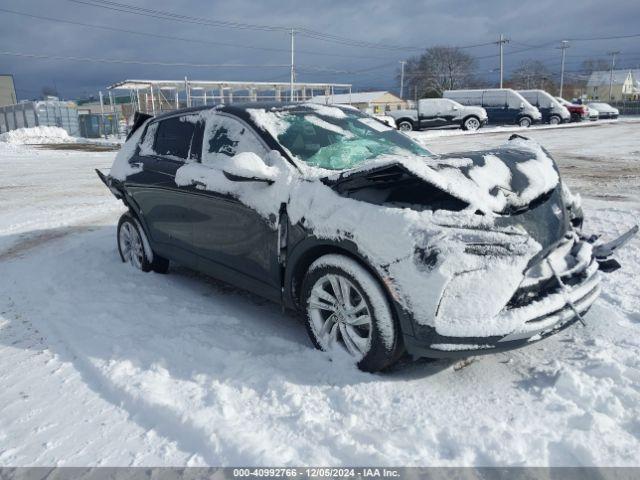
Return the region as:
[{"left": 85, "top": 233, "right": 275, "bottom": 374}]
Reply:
[{"left": 401, "top": 226, "right": 637, "bottom": 359}]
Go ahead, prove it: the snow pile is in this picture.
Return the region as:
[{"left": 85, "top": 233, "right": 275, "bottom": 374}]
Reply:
[{"left": 0, "top": 126, "right": 74, "bottom": 144}]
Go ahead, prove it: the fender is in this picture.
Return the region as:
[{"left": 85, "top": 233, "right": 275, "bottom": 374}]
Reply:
[{"left": 282, "top": 232, "right": 416, "bottom": 337}]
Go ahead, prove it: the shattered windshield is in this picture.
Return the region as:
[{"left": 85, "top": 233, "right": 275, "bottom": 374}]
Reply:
[{"left": 272, "top": 109, "right": 432, "bottom": 170}]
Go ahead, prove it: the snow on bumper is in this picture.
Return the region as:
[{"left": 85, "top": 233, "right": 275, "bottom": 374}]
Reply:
[
  {"left": 439, "top": 233, "right": 599, "bottom": 339},
  {"left": 390, "top": 230, "right": 601, "bottom": 352}
]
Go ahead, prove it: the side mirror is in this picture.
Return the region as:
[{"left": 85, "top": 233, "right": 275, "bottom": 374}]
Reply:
[
  {"left": 220, "top": 151, "right": 278, "bottom": 185},
  {"left": 520, "top": 102, "right": 525, "bottom": 109},
  {"left": 452, "top": 106, "right": 459, "bottom": 111}
]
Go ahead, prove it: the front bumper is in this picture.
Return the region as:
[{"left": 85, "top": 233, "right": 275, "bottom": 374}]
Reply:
[{"left": 401, "top": 232, "right": 610, "bottom": 359}]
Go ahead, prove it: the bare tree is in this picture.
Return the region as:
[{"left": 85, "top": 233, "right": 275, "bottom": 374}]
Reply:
[
  {"left": 400, "top": 46, "right": 477, "bottom": 99},
  {"left": 41, "top": 85, "right": 59, "bottom": 98},
  {"left": 581, "top": 58, "right": 610, "bottom": 74},
  {"left": 508, "top": 60, "right": 555, "bottom": 92}
]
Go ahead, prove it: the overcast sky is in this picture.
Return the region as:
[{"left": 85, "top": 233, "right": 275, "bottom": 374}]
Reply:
[{"left": 2, "top": 0, "right": 640, "bottom": 100}]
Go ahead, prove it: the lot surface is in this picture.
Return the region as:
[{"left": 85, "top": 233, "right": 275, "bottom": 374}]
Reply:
[{"left": 0, "top": 120, "right": 639, "bottom": 466}]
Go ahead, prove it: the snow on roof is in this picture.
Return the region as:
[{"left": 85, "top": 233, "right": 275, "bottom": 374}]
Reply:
[
  {"left": 586, "top": 70, "right": 632, "bottom": 87},
  {"left": 310, "top": 91, "right": 398, "bottom": 105}
]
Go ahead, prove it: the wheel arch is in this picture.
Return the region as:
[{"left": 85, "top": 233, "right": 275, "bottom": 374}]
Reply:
[
  {"left": 461, "top": 114, "right": 481, "bottom": 129},
  {"left": 285, "top": 238, "right": 395, "bottom": 312},
  {"left": 517, "top": 114, "right": 533, "bottom": 125},
  {"left": 394, "top": 118, "right": 415, "bottom": 129},
  {"left": 285, "top": 238, "right": 409, "bottom": 363}
]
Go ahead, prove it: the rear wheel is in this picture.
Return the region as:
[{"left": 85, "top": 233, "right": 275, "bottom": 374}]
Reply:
[
  {"left": 549, "top": 115, "right": 561, "bottom": 125},
  {"left": 397, "top": 120, "right": 414, "bottom": 132},
  {"left": 462, "top": 116, "right": 481, "bottom": 131},
  {"left": 301, "top": 254, "right": 401, "bottom": 372},
  {"left": 117, "top": 213, "right": 169, "bottom": 273},
  {"left": 518, "top": 116, "right": 532, "bottom": 127}
]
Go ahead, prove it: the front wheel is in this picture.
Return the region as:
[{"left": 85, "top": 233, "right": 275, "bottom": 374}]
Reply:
[
  {"left": 462, "top": 116, "right": 481, "bottom": 131},
  {"left": 397, "top": 120, "right": 414, "bottom": 132},
  {"left": 117, "top": 213, "right": 169, "bottom": 273},
  {"left": 301, "top": 254, "right": 401, "bottom": 372},
  {"left": 549, "top": 115, "right": 561, "bottom": 125},
  {"left": 518, "top": 116, "right": 532, "bottom": 127}
]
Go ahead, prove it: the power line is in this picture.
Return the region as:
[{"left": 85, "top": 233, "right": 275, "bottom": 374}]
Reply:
[
  {"left": 66, "top": 0, "right": 503, "bottom": 52},
  {"left": 67, "top": 0, "right": 424, "bottom": 51},
  {"left": 0, "top": 50, "right": 290, "bottom": 68},
  {"left": 0, "top": 7, "right": 393, "bottom": 60}
]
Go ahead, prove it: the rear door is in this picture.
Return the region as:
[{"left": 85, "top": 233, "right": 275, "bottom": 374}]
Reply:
[
  {"left": 127, "top": 114, "right": 202, "bottom": 258},
  {"left": 417, "top": 100, "right": 440, "bottom": 129}
]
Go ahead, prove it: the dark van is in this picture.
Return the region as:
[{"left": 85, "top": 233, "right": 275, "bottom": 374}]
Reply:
[
  {"left": 519, "top": 90, "right": 571, "bottom": 125},
  {"left": 444, "top": 88, "right": 542, "bottom": 127}
]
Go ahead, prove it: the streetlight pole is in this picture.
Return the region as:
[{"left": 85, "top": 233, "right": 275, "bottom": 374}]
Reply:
[
  {"left": 558, "top": 40, "right": 570, "bottom": 98},
  {"left": 608, "top": 50, "right": 620, "bottom": 101},
  {"left": 399, "top": 60, "right": 406, "bottom": 99}
]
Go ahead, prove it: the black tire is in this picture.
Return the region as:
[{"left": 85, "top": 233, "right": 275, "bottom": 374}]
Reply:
[
  {"left": 462, "top": 116, "right": 481, "bottom": 131},
  {"left": 518, "top": 116, "right": 532, "bottom": 127},
  {"left": 549, "top": 115, "right": 561, "bottom": 125},
  {"left": 397, "top": 120, "right": 414, "bottom": 132},
  {"left": 300, "top": 254, "right": 402, "bottom": 372},
  {"left": 117, "top": 212, "right": 169, "bottom": 274}
]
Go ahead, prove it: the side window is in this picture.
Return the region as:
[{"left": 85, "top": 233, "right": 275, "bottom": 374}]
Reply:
[
  {"left": 483, "top": 91, "right": 507, "bottom": 108},
  {"left": 508, "top": 93, "right": 525, "bottom": 109},
  {"left": 139, "top": 122, "right": 158, "bottom": 156},
  {"left": 152, "top": 115, "right": 198, "bottom": 161},
  {"left": 538, "top": 94, "right": 552, "bottom": 108},
  {"left": 201, "top": 114, "right": 267, "bottom": 165}
]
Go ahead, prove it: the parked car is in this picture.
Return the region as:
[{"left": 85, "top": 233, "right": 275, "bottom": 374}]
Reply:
[
  {"left": 518, "top": 90, "right": 571, "bottom": 125},
  {"left": 98, "top": 103, "right": 636, "bottom": 372},
  {"left": 444, "top": 88, "right": 542, "bottom": 127},
  {"left": 555, "top": 97, "right": 589, "bottom": 122},
  {"left": 587, "top": 106, "right": 599, "bottom": 121},
  {"left": 586, "top": 102, "right": 619, "bottom": 119},
  {"left": 389, "top": 98, "right": 488, "bottom": 132}
]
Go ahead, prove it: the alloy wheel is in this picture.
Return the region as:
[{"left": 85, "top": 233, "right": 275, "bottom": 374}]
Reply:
[
  {"left": 465, "top": 118, "right": 480, "bottom": 130},
  {"left": 398, "top": 122, "right": 413, "bottom": 132},
  {"left": 307, "top": 273, "right": 373, "bottom": 360},
  {"left": 119, "top": 221, "right": 144, "bottom": 270}
]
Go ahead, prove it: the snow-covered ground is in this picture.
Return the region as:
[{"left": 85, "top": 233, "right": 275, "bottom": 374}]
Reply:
[{"left": 0, "top": 120, "right": 639, "bottom": 466}]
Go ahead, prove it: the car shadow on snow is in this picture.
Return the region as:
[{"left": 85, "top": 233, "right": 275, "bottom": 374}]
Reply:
[{"left": 0, "top": 225, "right": 453, "bottom": 389}]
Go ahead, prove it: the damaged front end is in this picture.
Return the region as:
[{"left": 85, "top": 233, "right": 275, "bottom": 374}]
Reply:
[{"left": 322, "top": 136, "right": 638, "bottom": 358}]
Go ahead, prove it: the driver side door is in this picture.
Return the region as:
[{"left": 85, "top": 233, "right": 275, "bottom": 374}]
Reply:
[{"left": 187, "top": 113, "right": 282, "bottom": 301}]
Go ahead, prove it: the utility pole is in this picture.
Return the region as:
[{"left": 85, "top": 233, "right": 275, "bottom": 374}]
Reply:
[
  {"left": 558, "top": 40, "right": 570, "bottom": 98},
  {"left": 98, "top": 91, "right": 106, "bottom": 139},
  {"left": 496, "top": 34, "right": 509, "bottom": 88},
  {"left": 399, "top": 60, "right": 406, "bottom": 99},
  {"left": 608, "top": 50, "right": 620, "bottom": 101},
  {"left": 290, "top": 28, "right": 296, "bottom": 102}
]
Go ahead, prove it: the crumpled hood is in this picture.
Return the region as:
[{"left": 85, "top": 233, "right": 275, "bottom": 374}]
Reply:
[{"left": 326, "top": 137, "right": 561, "bottom": 216}]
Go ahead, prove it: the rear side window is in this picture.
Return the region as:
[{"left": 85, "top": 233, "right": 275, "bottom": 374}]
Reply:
[
  {"left": 483, "top": 91, "right": 507, "bottom": 107},
  {"left": 454, "top": 92, "right": 481, "bottom": 106},
  {"left": 201, "top": 114, "right": 267, "bottom": 165},
  {"left": 152, "top": 116, "right": 199, "bottom": 161}
]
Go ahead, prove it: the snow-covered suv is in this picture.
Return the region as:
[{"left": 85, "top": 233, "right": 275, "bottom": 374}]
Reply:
[
  {"left": 390, "top": 98, "right": 488, "bottom": 132},
  {"left": 98, "top": 103, "right": 637, "bottom": 372}
]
